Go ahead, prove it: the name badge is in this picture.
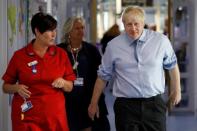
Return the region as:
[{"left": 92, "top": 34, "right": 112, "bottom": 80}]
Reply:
[
  {"left": 21, "top": 101, "right": 33, "bottom": 112},
  {"left": 27, "top": 60, "right": 38, "bottom": 74},
  {"left": 27, "top": 60, "right": 38, "bottom": 67},
  {"left": 74, "top": 77, "right": 84, "bottom": 86}
]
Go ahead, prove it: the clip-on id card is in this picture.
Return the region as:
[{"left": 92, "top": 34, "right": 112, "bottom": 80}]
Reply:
[
  {"left": 74, "top": 77, "right": 84, "bottom": 86},
  {"left": 21, "top": 101, "right": 33, "bottom": 112}
]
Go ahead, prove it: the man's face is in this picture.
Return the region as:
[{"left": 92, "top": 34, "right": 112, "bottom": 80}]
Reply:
[{"left": 123, "top": 14, "right": 144, "bottom": 40}]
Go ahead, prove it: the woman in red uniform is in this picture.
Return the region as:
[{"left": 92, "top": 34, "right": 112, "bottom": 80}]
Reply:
[{"left": 2, "top": 12, "right": 75, "bottom": 131}]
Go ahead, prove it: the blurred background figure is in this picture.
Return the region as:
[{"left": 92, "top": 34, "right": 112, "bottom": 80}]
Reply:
[
  {"left": 100, "top": 23, "right": 120, "bottom": 54},
  {"left": 163, "top": 18, "right": 169, "bottom": 36},
  {"left": 58, "top": 16, "right": 110, "bottom": 131},
  {"left": 149, "top": 24, "right": 157, "bottom": 31},
  {"left": 175, "top": 42, "right": 187, "bottom": 72}
]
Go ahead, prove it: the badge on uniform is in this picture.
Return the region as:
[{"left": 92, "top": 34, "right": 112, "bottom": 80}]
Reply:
[
  {"left": 74, "top": 77, "right": 84, "bottom": 86},
  {"left": 21, "top": 100, "right": 33, "bottom": 112},
  {"left": 27, "top": 60, "right": 38, "bottom": 74}
]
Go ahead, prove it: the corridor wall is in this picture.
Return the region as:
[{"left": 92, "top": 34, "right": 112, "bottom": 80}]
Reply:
[
  {"left": 169, "top": 0, "right": 197, "bottom": 116},
  {"left": 0, "top": 0, "right": 30, "bottom": 130},
  {"left": 0, "top": 0, "right": 10, "bottom": 131}
]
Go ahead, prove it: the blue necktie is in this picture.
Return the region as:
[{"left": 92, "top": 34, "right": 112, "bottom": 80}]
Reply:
[{"left": 133, "top": 40, "right": 138, "bottom": 62}]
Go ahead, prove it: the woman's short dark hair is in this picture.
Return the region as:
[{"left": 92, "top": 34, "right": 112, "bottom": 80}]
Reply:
[{"left": 31, "top": 12, "right": 57, "bottom": 35}]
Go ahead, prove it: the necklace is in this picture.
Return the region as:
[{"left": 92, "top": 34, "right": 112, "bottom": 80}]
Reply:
[
  {"left": 69, "top": 44, "right": 81, "bottom": 53},
  {"left": 71, "top": 47, "right": 80, "bottom": 52}
]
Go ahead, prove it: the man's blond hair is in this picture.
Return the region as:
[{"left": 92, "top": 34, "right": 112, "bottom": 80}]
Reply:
[{"left": 122, "top": 6, "right": 145, "bottom": 23}]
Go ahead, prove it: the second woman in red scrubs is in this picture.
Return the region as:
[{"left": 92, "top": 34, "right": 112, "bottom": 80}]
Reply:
[{"left": 2, "top": 12, "right": 75, "bottom": 131}]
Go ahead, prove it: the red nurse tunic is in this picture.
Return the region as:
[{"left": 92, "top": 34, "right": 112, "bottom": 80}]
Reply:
[{"left": 2, "top": 42, "right": 76, "bottom": 131}]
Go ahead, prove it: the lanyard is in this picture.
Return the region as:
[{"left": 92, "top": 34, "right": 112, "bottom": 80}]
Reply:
[
  {"left": 69, "top": 44, "right": 82, "bottom": 77},
  {"left": 71, "top": 50, "right": 79, "bottom": 77}
]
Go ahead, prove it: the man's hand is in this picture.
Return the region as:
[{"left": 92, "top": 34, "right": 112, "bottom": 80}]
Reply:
[
  {"left": 88, "top": 103, "right": 99, "bottom": 121},
  {"left": 168, "top": 89, "right": 181, "bottom": 110},
  {"left": 88, "top": 77, "right": 106, "bottom": 120},
  {"left": 168, "top": 64, "right": 181, "bottom": 111}
]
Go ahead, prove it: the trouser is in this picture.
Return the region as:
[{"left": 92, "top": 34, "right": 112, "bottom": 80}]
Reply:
[{"left": 114, "top": 94, "right": 166, "bottom": 131}]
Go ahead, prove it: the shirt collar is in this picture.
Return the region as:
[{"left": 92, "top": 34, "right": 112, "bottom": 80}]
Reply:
[
  {"left": 125, "top": 29, "right": 147, "bottom": 46},
  {"left": 138, "top": 29, "right": 147, "bottom": 43},
  {"left": 25, "top": 39, "right": 57, "bottom": 57}
]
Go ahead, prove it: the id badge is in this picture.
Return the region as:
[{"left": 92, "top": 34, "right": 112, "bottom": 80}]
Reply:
[
  {"left": 21, "top": 101, "right": 33, "bottom": 112},
  {"left": 74, "top": 77, "right": 84, "bottom": 86}
]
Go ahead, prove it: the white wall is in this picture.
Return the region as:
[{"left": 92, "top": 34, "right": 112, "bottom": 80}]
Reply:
[
  {"left": 56, "top": 0, "right": 67, "bottom": 43},
  {"left": 0, "top": 0, "right": 11, "bottom": 130}
]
